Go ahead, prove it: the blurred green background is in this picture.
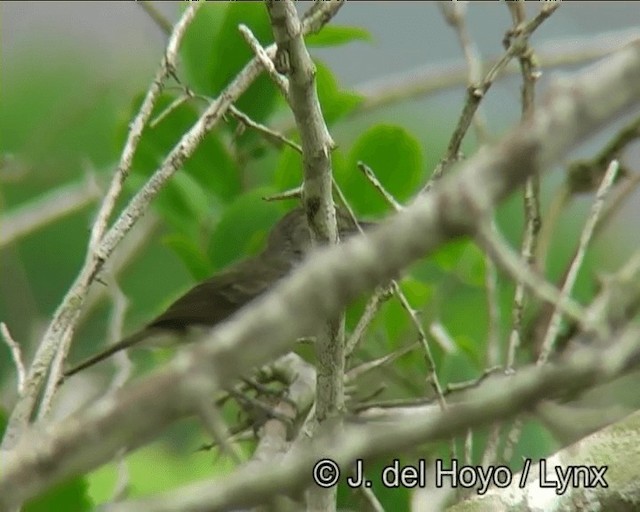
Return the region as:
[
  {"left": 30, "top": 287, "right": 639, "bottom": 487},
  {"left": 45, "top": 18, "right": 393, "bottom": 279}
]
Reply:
[{"left": 1, "top": 3, "right": 638, "bottom": 510}]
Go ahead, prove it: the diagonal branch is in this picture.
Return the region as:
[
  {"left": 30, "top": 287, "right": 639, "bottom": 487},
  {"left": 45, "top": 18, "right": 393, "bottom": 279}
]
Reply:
[
  {"left": 0, "top": 0, "right": 345, "bottom": 453},
  {"left": 0, "top": 38, "right": 638, "bottom": 510}
]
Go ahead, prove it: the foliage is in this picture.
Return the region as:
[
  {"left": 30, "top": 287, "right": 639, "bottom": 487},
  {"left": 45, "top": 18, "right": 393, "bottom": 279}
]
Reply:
[{"left": 0, "top": 3, "right": 617, "bottom": 510}]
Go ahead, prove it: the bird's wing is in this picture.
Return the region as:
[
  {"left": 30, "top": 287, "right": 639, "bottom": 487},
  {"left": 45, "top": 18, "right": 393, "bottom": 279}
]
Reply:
[{"left": 148, "top": 257, "right": 284, "bottom": 331}]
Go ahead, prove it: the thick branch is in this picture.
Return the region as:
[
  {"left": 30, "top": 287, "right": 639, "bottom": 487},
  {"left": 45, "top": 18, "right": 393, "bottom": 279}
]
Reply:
[{"left": 0, "top": 39, "right": 638, "bottom": 510}]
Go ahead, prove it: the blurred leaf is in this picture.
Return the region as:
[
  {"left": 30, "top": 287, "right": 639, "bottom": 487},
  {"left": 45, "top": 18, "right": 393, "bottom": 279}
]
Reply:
[
  {"left": 398, "top": 276, "right": 432, "bottom": 307},
  {"left": 162, "top": 233, "right": 213, "bottom": 281},
  {"left": 87, "top": 442, "right": 231, "bottom": 504},
  {"left": 457, "top": 242, "right": 486, "bottom": 288},
  {"left": 182, "top": 3, "right": 279, "bottom": 126},
  {"left": 510, "top": 420, "right": 557, "bottom": 468},
  {"left": 1, "top": 45, "right": 122, "bottom": 189},
  {"left": 432, "top": 239, "right": 485, "bottom": 288},
  {"left": 431, "top": 239, "right": 469, "bottom": 272},
  {"left": 207, "top": 190, "right": 285, "bottom": 269},
  {"left": 24, "top": 477, "right": 92, "bottom": 512},
  {"left": 440, "top": 288, "right": 488, "bottom": 366},
  {"left": 120, "top": 92, "right": 241, "bottom": 201},
  {"left": 0, "top": 407, "right": 6, "bottom": 437},
  {"left": 306, "top": 25, "right": 372, "bottom": 47},
  {"left": 381, "top": 300, "right": 411, "bottom": 347},
  {"left": 180, "top": 4, "right": 227, "bottom": 92},
  {"left": 316, "top": 60, "right": 363, "bottom": 125},
  {"left": 273, "top": 144, "right": 302, "bottom": 192},
  {"left": 450, "top": 334, "right": 482, "bottom": 369},
  {"left": 339, "top": 125, "right": 423, "bottom": 215},
  {"left": 117, "top": 91, "right": 242, "bottom": 239}
]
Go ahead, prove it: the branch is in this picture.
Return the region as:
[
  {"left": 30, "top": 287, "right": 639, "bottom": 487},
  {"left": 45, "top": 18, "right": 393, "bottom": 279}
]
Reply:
[
  {"left": 105, "top": 324, "right": 640, "bottom": 512},
  {"left": 265, "top": 2, "right": 343, "bottom": 508},
  {"left": 354, "top": 27, "right": 640, "bottom": 114},
  {"left": 538, "top": 160, "right": 620, "bottom": 363},
  {"left": 0, "top": 4, "right": 202, "bottom": 451},
  {"left": 447, "top": 408, "right": 640, "bottom": 511},
  {"left": 0, "top": 0, "right": 344, "bottom": 452},
  {"left": 0, "top": 175, "right": 100, "bottom": 248},
  {"left": 0, "top": 39, "right": 639, "bottom": 510}
]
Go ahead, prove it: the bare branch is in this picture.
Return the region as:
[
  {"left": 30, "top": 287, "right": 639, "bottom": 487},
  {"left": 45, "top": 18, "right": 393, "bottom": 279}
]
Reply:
[
  {"left": 265, "top": 2, "right": 343, "bottom": 508},
  {"left": 1, "top": 0, "right": 343, "bottom": 452},
  {"left": 538, "top": 160, "right": 621, "bottom": 363},
  {"left": 1, "top": 323, "right": 26, "bottom": 395},
  {"left": 0, "top": 4, "right": 202, "bottom": 450},
  {"left": 238, "top": 23, "right": 289, "bottom": 97},
  {"left": 0, "top": 40, "right": 639, "bottom": 509},
  {"left": 0, "top": 175, "right": 101, "bottom": 248},
  {"left": 100, "top": 324, "right": 640, "bottom": 512}
]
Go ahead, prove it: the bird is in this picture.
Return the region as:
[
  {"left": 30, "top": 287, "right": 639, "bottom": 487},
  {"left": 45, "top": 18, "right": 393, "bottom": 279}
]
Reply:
[{"left": 63, "top": 206, "right": 368, "bottom": 378}]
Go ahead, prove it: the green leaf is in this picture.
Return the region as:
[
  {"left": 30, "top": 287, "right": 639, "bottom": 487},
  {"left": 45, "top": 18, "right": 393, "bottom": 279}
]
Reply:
[
  {"left": 118, "top": 92, "right": 241, "bottom": 201},
  {"left": 305, "top": 25, "right": 372, "bottom": 47},
  {"left": 0, "top": 407, "right": 6, "bottom": 437},
  {"left": 399, "top": 277, "right": 432, "bottom": 307},
  {"left": 339, "top": 125, "right": 423, "bottom": 215},
  {"left": 182, "top": 3, "right": 279, "bottom": 126},
  {"left": 449, "top": 334, "right": 482, "bottom": 369},
  {"left": 180, "top": 4, "right": 227, "bottom": 92},
  {"left": 24, "top": 477, "right": 92, "bottom": 512},
  {"left": 273, "top": 144, "right": 302, "bottom": 191},
  {"left": 116, "top": 91, "right": 242, "bottom": 239},
  {"left": 207, "top": 190, "right": 286, "bottom": 270},
  {"left": 316, "top": 60, "right": 363, "bottom": 125},
  {"left": 431, "top": 239, "right": 469, "bottom": 272},
  {"left": 381, "top": 300, "right": 410, "bottom": 347},
  {"left": 431, "top": 239, "right": 485, "bottom": 287},
  {"left": 162, "top": 233, "right": 213, "bottom": 281},
  {"left": 457, "top": 242, "right": 486, "bottom": 288}
]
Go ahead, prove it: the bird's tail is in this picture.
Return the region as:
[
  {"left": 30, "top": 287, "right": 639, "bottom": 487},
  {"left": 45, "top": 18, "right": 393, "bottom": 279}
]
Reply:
[{"left": 62, "top": 329, "right": 151, "bottom": 380}]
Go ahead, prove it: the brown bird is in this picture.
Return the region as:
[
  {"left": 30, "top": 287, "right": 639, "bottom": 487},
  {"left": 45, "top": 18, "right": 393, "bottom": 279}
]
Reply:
[{"left": 63, "top": 206, "right": 367, "bottom": 378}]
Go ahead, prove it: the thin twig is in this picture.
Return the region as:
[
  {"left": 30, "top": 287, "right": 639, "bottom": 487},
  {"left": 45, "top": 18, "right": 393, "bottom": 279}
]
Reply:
[
  {"left": 88, "top": 3, "right": 201, "bottom": 254},
  {"left": 477, "top": 223, "right": 588, "bottom": 328},
  {"left": 149, "top": 93, "right": 192, "bottom": 128},
  {"left": 359, "top": 484, "right": 385, "bottom": 512},
  {"left": 504, "top": 159, "right": 620, "bottom": 463},
  {"left": 354, "top": 27, "right": 640, "bottom": 116},
  {"left": 538, "top": 160, "right": 620, "bottom": 364},
  {"left": 438, "top": 1, "right": 490, "bottom": 142},
  {"left": 391, "top": 280, "right": 447, "bottom": 409},
  {"left": 444, "top": 366, "right": 503, "bottom": 394},
  {"left": 263, "top": 187, "right": 303, "bottom": 202},
  {"left": 197, "top": 401, "right": 244, "bottom": 464},
  {"left": 423, "top": 2, "right": 560, "bottom": 190},
  {"left": 347, "top": 342, "right": 420, "bottom": 382},
  {"left": 349, "top": 162, "right": 446, "bottom": 407},
  {"left": 228, "top": 105, "right": 302, "bottom": 153},
  {"left": 1, "top": 323, "right": 26, "bottom": 395},
  {"left": 356, "top": 162, "right": 403, "bottom": 212},
  {"left": 345, "top": 286, "right": 392, "bottom": 357},
  {"left": 111, "top": 449, "right": 131, "bottom": 502},
  {"left": 107, "top": 284, "right": 133, "bottom": 393},
  {"left": 238, "top": 23, "right": 289, "bottom": 98},
  {"left": 505, "top": 0, "right": 544, "bottom": 375},
  {"left": 138, "top": 1, "right": 174, "bottom": 36}
]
